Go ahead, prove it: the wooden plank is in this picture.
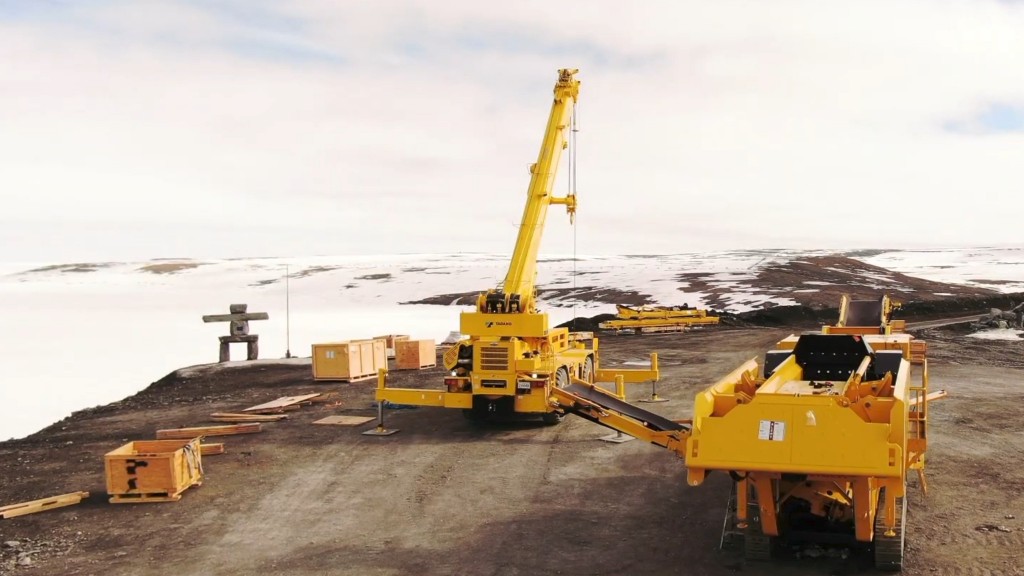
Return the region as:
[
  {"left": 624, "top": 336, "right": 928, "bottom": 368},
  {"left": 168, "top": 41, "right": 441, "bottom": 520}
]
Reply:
[
  {"left": 910, "top": 390, "right": 948, "bottom": 406},
  {"left": 312, "top": 415, "right": 375, "bottom": 426},
  {"left": 244, "top": 405, "right": 302, "bottom": 415},
  {"left": 242, "top": 393, "right": 321, "bottom": 413},
  {"left": 202, "top": 312, "right": 270, "bottom": 323},
  {"left": 200, "top": 443, "right": 225, "bottom": 456},
  {"left": 210, "top": 412, "right": 288, "bottom": 423},
  {"left": 307, "top": 392, "right": 341, "bottom": 404},
  {"left": 156, "top": 423, "right": 262, "bottom": 439},
  {"left": 1, "top": 491, "right": 90, "bottom": 519}
]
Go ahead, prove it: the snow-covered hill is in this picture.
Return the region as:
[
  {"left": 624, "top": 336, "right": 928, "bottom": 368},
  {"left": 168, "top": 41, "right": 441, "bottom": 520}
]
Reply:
[{"left": 2, "top": 247, "right": 1023, "bottom": 440}]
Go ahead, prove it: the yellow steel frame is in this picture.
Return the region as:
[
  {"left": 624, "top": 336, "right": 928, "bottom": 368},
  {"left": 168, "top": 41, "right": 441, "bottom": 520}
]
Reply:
[{"left": 541, "top": 332, "right": 936, "bottom": 549}]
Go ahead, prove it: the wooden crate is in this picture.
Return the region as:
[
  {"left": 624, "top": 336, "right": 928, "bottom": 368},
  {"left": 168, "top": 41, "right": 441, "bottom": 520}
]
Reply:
[
  {"left": 372, "top": 334, "right": 410, "bottom": 357},
  {"left": 910, "top": 339, "right": 928, "bottom": 365},
  {"left": 395, "top": 339, "right": 437, "bottom": 370},
  {"left": 104, "top": 438, "right": 203, "bottom": 504},
  {"left": 311, "top": 339, "right": 386, "bottom": 382}
]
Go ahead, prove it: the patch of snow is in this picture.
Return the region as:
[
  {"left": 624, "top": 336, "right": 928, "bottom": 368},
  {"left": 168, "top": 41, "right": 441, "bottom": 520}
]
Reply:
[
  {"left": 3, "top": 246, "right": 1023, "bottom": 440},
  {"left": 859, "top": 248, "right": 1024, "bottom": 293},
  {"left": 968, "top": 328, "right": 1024, "bottom": 341}
]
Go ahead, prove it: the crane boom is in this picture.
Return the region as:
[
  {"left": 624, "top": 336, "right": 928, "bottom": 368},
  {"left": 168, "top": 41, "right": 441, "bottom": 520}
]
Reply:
[{"left": 481, "top": 68, "right": 580, "bottom": 315}]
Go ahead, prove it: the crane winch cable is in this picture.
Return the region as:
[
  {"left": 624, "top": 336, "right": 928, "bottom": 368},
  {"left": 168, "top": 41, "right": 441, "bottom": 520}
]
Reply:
[{"left": 570, "top": 101, "right": 579, "bottom": 328}]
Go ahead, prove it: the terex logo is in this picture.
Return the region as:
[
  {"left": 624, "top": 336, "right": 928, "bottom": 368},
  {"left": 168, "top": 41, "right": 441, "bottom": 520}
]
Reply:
[{"left": 485, "top": 321, "right": 513, "bottom": 328}]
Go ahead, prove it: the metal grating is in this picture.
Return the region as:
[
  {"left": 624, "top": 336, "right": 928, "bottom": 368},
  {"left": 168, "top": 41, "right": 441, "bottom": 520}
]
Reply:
[{"left": 479, "top": 346, "right": 509, "bottom": 371}]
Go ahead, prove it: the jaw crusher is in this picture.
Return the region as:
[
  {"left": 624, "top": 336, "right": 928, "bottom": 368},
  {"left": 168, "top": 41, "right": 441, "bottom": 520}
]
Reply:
[{"left": 549, "top": 329, "right": 936, "bottom": 570}]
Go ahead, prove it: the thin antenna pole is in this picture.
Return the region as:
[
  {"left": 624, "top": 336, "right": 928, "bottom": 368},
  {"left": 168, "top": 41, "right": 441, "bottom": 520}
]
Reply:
[{"left": 285, "top": 264, "right": 292, "bottom": 358}]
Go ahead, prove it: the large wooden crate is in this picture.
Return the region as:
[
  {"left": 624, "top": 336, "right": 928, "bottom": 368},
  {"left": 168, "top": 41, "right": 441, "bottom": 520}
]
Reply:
[
  {"left": 395, "top": 339, "right": 437, "bottom": 370},
  {"left": 104, "top": 438, "right": 203, "bottom": 504},
  {"left": 312, "top": 339, "right": 386, "bottom": 382}
]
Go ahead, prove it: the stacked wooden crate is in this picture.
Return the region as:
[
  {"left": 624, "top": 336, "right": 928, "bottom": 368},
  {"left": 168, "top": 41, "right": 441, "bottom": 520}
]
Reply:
[
  {"left": 395, "top": 339, "right": 437, "bottom": 370},
  {"left": 373, "top": 334, "right": 410, "bottom": 358}
]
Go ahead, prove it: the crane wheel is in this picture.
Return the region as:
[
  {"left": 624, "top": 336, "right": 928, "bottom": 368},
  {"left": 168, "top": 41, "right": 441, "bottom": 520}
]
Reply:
[
  {"left": 581, "top": 356, "right": 595, "bottom": 384},
  {"left": 542, "top": 368, "right": 572, "bottom": 425},
  {"left": 540, "top": 412, "right": 563, "bottom": 425}
]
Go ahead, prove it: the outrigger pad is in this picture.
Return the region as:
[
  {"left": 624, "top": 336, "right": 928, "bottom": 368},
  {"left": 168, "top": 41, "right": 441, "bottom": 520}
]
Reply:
[{"left": 793, "top": 334, "right": 876, "bottom": 381}]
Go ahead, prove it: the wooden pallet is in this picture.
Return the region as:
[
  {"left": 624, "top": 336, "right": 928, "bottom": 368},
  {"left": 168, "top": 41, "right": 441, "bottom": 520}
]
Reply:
[
  {"left": 210, "top": 412, "right": 289, "bottom": 423},
  {"left": 1, "top": 491, "right": 90, "bottom": 519},
  {"left": 109, "top": 484, "right": 199, "bottom": 504},
  {"left": 337, "top": 373, "right": 378, "bottom": 383}
]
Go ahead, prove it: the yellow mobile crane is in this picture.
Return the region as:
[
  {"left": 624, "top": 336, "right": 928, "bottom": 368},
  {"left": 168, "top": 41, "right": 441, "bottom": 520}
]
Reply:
[{"left": 374, "top": 68, "right": 657, "bottom": 424}]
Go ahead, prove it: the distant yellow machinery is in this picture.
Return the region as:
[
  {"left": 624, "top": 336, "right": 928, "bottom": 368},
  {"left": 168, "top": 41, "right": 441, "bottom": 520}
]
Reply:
[
  {"left": 547, "top": 300, "right": 938, "bottom": 570},
  {"left": 374, "top": 68, "right": 657, "bottom": 425},
  {"left": 825, "top": 294, "right": 905, "bottom": 335},
  {"left": 598, "top": 304, "right": 720, "bottom": 334}
]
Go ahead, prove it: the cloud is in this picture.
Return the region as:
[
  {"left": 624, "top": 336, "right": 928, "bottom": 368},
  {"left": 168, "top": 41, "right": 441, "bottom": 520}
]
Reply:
[{"left": 2, "top": 0, "right": 1024, "bottom": 262}]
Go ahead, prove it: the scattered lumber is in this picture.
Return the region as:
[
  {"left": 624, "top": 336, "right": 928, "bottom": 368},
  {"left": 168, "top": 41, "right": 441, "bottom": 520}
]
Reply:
[
  {"left": 243, "top": 405, "right": 302, "bottom": 415},
  {"left": 242, "top": 393, "right": 322, "bottom": 414},
  {"left": 910, "top": 390, "right": 948, "bottom": 406},
  {"left": 312, "top": 415, "right": 375, "bottom": 426},
  {"left": 210, "top": 412, "right": 288, "bottom": 423},
  {"left": 200, "top": 443, "right": 225, "bottom": 456},
  {"left": 307, "top": 391, "right": 341, "bottom": 405},
  {"left": 156, "top": 423, "right": 262, "bottom": 439},
  {"left": 1, "top": 491, "right": 90, "bottom": 519}
]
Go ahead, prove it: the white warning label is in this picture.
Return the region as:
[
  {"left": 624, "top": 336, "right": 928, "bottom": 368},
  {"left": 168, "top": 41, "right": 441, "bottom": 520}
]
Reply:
[{"left": 758, "top": 420, "right": 786, "bottom": 441}]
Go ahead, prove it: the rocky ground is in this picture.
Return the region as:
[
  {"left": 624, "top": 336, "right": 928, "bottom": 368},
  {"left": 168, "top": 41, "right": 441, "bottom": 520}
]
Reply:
[{"left": 1, "top": 304, "right": 1023, "bottom": 575}]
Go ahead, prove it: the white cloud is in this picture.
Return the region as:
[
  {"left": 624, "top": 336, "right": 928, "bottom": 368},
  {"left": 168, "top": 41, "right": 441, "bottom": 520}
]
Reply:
[{"left": 2, "top": 0, "right": 1024, "bottom": 262}]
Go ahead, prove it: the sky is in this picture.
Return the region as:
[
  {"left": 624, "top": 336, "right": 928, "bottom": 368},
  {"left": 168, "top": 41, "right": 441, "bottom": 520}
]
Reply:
[{"left": 2, "top": 0, "right": 1024, "bottom": 263}]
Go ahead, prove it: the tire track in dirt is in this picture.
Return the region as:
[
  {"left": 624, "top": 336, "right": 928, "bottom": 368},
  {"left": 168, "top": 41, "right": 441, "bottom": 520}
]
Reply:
[{"left": 928, "top": 568, "right": 1023, "bottom": 576}]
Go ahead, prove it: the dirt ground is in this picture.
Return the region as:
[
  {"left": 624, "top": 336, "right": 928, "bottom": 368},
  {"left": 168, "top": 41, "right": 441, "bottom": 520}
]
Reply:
[{"left": 2, "top": 325, "right": 1024, "bottom": 576}]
